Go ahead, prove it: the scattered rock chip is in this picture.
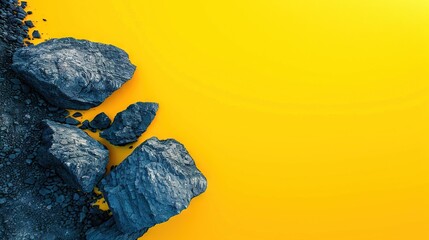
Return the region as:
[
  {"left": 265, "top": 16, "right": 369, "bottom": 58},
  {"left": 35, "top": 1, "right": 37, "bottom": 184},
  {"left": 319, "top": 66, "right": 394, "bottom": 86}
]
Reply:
[
  {"left": 37, "top": 120, "right": 109, "bottom": 192},
  {"left": 12, "top": 38, "right": 137, "bottom": 109},
  {"left": 32, "top": 30, "right": 41, "bottom": 39},
  {"left": 100, "top": 102, "right": 158, "bottom": 146},
  {"left": 79, "top": 120, "right": 90, "bottom": 130},
  {"left": 99, "top": 137, "right": 207, "bottom": 232},
  {"left": 72, "top": 112, "right": 82, "bottom": 118},
  {"left": 89, "top": 112, "right": 111, "bottom": 131},
  {"left": 24, "top": 20, "right": 34, "bottom": 28}
]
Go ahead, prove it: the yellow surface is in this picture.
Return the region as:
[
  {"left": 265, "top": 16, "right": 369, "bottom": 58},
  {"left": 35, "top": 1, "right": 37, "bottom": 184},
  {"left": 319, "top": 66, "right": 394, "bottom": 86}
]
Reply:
[{"left": 27, "top": 0, "right": 429, "bottom": 239}]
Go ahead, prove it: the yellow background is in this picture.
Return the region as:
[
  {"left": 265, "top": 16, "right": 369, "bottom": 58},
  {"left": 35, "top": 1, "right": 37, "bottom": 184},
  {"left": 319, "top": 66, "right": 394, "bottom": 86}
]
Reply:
[{"left": 27, "top": 0, "right": 429, "bottom": 239}]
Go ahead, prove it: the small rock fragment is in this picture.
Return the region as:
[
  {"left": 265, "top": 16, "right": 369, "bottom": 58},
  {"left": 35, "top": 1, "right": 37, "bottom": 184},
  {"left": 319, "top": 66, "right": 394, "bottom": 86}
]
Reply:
[
  {"left": 37, "top": 120, "right": 109, "bottom": 192},
  {"left": 89, "top": 112, "right": 111, "bottom": 131},
  {"left": 32, "top": 30, "right": 41, "bottom": 39},
  {"left": 24, "top": 20, "right": 34, "bottom": 28},
  {"left": 12, "top": 38, "right": 137, "bottom": 109},
  {"left": 100, "top": 102, "right": 158, "bottom": 146},
  {"left": 99, "top": 137, "right": 207, "bottom": 232},
  {"left": 79, "top": 120, "right": 90, "bottom": 130},
  {"left": 72, "top": 112, "right": 82, "bottom": 118}
]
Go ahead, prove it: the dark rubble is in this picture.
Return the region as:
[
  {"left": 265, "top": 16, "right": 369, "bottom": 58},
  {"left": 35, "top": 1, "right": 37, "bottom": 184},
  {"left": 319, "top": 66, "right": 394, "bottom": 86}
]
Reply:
[
  {"left": 0, "top": 1, "right": 110, "bottom": 239},
  {"left": 12, "top": 37, "right": 137, "bottom": 110},
  {"left": 99, "top": 137, "right": 207, "bottom": 233},
  {"left": 100, "top": 102, "right": 159, "bottom": 146},
  {"left": 38, "top": 120, "right": 109, "bottom": 193}
]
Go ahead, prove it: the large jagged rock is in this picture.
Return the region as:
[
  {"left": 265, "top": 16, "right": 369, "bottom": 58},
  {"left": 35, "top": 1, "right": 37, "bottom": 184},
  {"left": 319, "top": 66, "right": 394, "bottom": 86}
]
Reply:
[
  {"left": 11, "top": 38, "right": 136, "bottom": 110},
  {"left": 99, "top": 137, "right": 207, "bottom": 233},
  {"left": 86, "top": 218, "right": 148, "bottom": 240},
  {"left": 38, "top": 120, "right": 109, "bottom": 192},
  {"left": 100, "top": 102, "right": 158, "bottom": 146}
]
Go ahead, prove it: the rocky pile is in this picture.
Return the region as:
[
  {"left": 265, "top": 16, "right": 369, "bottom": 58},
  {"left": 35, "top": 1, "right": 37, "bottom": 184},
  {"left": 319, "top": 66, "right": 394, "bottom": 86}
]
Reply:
[
  {"left": 2, "top": 8, "right": 207, "bottom": 239},
  {"left": 12, "top": 38, "right": 136, "bottom": 109},
  {"left": 0, "top": 0, "right": 31, "bottom": 52}
]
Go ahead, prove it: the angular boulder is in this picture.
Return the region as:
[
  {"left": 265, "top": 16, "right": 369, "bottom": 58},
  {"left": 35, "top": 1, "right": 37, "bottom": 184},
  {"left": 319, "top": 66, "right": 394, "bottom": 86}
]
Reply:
[
  {"left": 100, "top": 102, "right": 158, "bottom": 146},
  {"left": 86, "top": 218, "right": 148, "bottom": 240},
  {"left": 38, "top": 120, "right": 109, "bottom": 192},
  {"left": 99, "top": 137, "right": 207, "bottom": 233},
  {"left": 12, "top": 38, "right": 136, "bottom": 110}
]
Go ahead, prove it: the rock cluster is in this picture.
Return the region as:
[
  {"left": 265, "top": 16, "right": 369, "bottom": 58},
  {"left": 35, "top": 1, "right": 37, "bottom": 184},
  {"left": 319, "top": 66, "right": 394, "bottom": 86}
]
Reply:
[
  {"left": 2, "top": 10, "right": 207, "bottom": 238},
  {"left": 0, "top": 0, "right": 32, "bottom": 51},
  {"left": 38, "top": 120, "right": 109, "bottom": 193},
  {"left": 100, "top": 102, "right": 159, "bottom": 146},
  {"left": 12, "top": 38, "right": 136, "bottom": 109},
  {"left": 1, "top": 2, "right": 114, "bottom": 239}
]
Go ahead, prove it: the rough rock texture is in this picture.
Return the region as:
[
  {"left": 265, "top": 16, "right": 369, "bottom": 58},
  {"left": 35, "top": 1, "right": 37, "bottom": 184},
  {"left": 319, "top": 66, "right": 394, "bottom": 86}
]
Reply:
[
  {"left": 0, "top": 36, "right": 109, "bottom": 240},
  {"left": 86, "top": 218, "right": 148, "bottom": 240},
  {"left": 100, "top": 137, "right": 207, "bottom": 233},
  {"left": 11, "top": 37, "right": 136, "bottom": 110},
  {"left": 38, "top": 120, "right": 109, "bottom": 192},
  {"left": 90, "top": 112, "right": 111, "bottom": 130},
  {"left": 0, "top": 0, "right": 31, "bottom": 50},
  {"left": 100, "top": 102, "right": 159, "bottom": 146}
]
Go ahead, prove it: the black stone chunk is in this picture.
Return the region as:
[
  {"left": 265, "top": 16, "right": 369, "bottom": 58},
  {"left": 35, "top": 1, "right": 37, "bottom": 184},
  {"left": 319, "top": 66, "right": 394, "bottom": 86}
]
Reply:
[
  {"left": 12, "top": 38, "right": 136, "bottom": 110},
  {"left": 89, "top": 112, "right": 111, "bottom": 131},
  {"left": 79, "top": 120, "right": 90, "bottom": 130},
  {"left": 24, "top": 20, "right": 34, "bottom": 28},
  {"left": 99, "top": 137, "right": 207, "bottom": 232},
  {"left": 72, "top": 112, "right": 82, "bottom": 118},
  {"left": 32, "top": 30, "right": 41, "bottom": 39},
  {"left": 38, "top": 120, "right": 109, "bottom": 192},
  {"left": 100, "top": 102, "right": 158, "bottom": 146}
]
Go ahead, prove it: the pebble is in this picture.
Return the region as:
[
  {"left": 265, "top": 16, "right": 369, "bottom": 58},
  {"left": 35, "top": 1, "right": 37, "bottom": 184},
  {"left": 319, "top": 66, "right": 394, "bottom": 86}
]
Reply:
[{"left": 32, "top": 30, "right": 41, "bottom": 39}]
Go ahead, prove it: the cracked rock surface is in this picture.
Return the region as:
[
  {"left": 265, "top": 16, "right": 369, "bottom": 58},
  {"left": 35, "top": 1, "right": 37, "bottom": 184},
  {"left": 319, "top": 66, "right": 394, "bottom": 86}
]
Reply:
[
  {"left": 100, "top": 102, "right": 159, "bottom": 146},
  {"left": 99, "top": 137, "right": 207, "bottom": 233},
  {"left": 11, "top": 37, "right": 136, "bottom": 110},
  {"left": 38, "top": 120, "right": 109, "bottom": 193}
]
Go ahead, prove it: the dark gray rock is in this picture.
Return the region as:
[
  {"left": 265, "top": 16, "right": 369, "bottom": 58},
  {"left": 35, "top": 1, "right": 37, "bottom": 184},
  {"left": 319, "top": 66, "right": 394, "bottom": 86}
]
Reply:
[
  {"left": 12, "top": 38, "right": 136, "bottom": 110},
  {"left": 38, "top": 120, "right": 109, "bottom": 192},
  {"left": 86, "top": 218, "right": 148, "bottom": 240},
  {"left": 90, "top": 112, "right": 111, "bottom": 130},
  {"left": 100, "top": 102, "right": 158, "bottom": 146},
  {"left": 32, "top": 30, "right": 41, "bottom": 39},
  {"left": 100, "top": 137, "right": 207, "bottom": 233},
  {"left": 72, "top": 112, "right": 82, "bottom": 118},
  {"left": 79, "top": 120, "right": 90, "bottom": 130}
]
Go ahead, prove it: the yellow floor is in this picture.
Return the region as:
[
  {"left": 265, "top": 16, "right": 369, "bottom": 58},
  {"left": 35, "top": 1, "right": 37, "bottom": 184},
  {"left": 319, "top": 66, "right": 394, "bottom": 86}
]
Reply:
[{"left": 27, "top": 0, "right": 429, "bottom": 239}]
